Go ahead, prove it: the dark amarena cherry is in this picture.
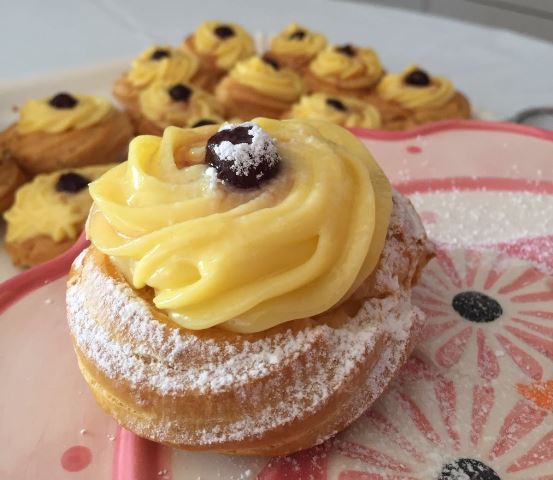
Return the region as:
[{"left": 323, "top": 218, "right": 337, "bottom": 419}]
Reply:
[
  {"left": 205, "top": 125, "right": 280, "bottom": 189},
  {"left": 49, "top": 93, "right": 78, "bottom": 109},
  {"left": 168, "top": 84, "right": 192, "bottom": 102},
  {"left": 404, "top": 69, "right": 431, "bottom": 86},
  {"left": 336, "top": 44, "right": 356, "bottom": 57},
  {"left": 150, "top": 48, "right": 170, "bottom": 60},
  {"left": 214, "top": 25, "right": 235, "bottom": 39},
  {"left": 262, "top": 57, "right": 280, "bottom": 70},
  {"left": 326, "top": 98, "right": 347, "bottom": 111},
  {"left": 55, "top": 172, "right": 91, "bottom": 193},
  {"left": 289, "top": 30, "right": 306, "bottom": 40}
]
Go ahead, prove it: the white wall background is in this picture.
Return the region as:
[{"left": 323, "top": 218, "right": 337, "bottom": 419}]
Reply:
[
  {"left": 346, "top": 0, "right": 553, "bottom": 42},
  {"left": 2, "top": 0, "right": 552, "bottom": 120}
]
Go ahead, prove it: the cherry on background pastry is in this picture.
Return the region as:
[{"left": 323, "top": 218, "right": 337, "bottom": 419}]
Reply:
[
  {"left": 134, "top": 81, "right": 224, "bottom": 135},
  {"left": 285, "top": 92, "right": 382, "bottom": 129},
  {"left": 113, "top": 45, "right": 200, "bottom": 122},
  {"left": 1, "top": 93, "right": 133, "bottom": 175},
  {"left": 182, "top": 21, "right": 255, "bottom": 92},
  {"left": 264, "top": 23, "right": 327, "bottom": 72},
  {"left": 366, "top": 64, "right": 471, "bottom": 130},
  {"left": 304, "top": 43, "right": 384, "bottom": 97},
  {"left": 66, "top": 118, "right": 434, "bottom": 456},
  {"left": 4, "top": 164, "right": 115, "bottom": 267}
]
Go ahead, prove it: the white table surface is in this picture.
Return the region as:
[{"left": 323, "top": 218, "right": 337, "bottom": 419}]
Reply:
[{"left": 1, "top": 0, "right": 553, "bottom": 120}]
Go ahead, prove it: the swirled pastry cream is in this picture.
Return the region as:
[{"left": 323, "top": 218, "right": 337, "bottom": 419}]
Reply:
[
  {"left": 228, "top": 57, "right": 304, "bottom": 102},
  {"left": 188, "top": 21, "right": 255, "bottom": 71},
  {"left": 266, "top": 23, "right": 327, "bottom": 70},
  {"left": 138, "top": 81, "right": 223, "bottom": 133},
  {"left": 306, "top": 44, "right": 383, "bottom": 94},
  {"left": 288, "top": 93, "right": 381, "bottom": 128},
  {"left": 127, "top": 46, "right": 199, "bottom": 88},
  {"left": 215, "top": 57, "right": 305, "bottom": 119},
  {"left": 17, "top": 93, "right": 112, "bottom": 134},
  {"left": 4, "top": 164, "right": 116, "bottom": 266},
  {"left": 181, "top": 20, "right": 255, "bottom": 92},
  {"left": 3, "top": 92, "right": 133, "bottom": 175},
  {"left": 370, "top": 65, "right": 471, "bottom": 129},
  {"left": 376, "top": 65, "right": 455, "bottom": 109},
  {"left": 6, "top": 165, "right": 114, "bottom": 244},
  {"left": 87, "top": 119, "right": 392, "bottom": 333}
]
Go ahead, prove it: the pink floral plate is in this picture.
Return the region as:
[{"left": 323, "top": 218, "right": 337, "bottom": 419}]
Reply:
[{"left": 1, "top": 120, "right": 552, "bottom": 480}]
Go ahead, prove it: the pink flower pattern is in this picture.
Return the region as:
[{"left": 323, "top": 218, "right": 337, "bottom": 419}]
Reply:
[{"left": 257, "top": 248, "right": 553, "bottom": 479}]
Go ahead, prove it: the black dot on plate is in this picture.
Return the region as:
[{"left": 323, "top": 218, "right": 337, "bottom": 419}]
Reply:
[
  {"left": 168, "top": 84, "right": 192, "bottom": 102},
  {"left": 191, "top": 118, "right": 217, "bottom": 128},
  {"left": 404, "top": 68, "right": 431, "bottom": 86},
  {"left": 326, "top": 97, "right": 347, "bottom": 111},
  {"left": 262, "top": 56, "right": 280, "bottom": 70},
  {"left": 439, "top": 458, "right": 501, "bottom": 480},
  {"left": 452, "top": 291, "right": 503, "bottom": 323},
  {"left": 150, "top": 48, "right": 171, "bottom": 60},
  {"left": 289, "top": 30, "right": 306, "bottom": 40},
  {"left": 336, "top": 44, "right": 356, "bottom": 57},
  {"left": 55, "top": 172, "right": 91, "bottom": 193},
  {"left": 214, "top": 25, "right": 235, "bottom": 39},
  {"left": 49, "top": 92, "right": 78, "bottom": 109},
  {"left": 205, "top": 125, "right": 280, "bottom": 189}
]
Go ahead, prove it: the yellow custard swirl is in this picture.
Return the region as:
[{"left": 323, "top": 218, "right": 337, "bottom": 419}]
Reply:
[
  {"left": 5, "top": 164, "right": 115, "bottom": 243},
  {"left": 193, "top": 21, "right": 255, "bottom": 70},
  {"left": 87, "top": 119, "right": 392, "bottom": 333},
  {"left": 229, "top": 57, "right": 305, "bottom": 101},
  {"left": 139, "top": 82, "right": 223, "bottom": 129},
  {"left": 128, "top": 46, "right": 199, "bottom": 88},
  {"left": 309, "top": 45, "right": 383, "bottom": 89},
  {"left": 270, "top": 23, "right": 327, "bottom": 57},
  {"left": 290, "top": 93, "right": 381, "bottom": 128},
  {"left": 377, "top": 65, "right": 455, "bottom": 109},
  {"left": 17, "top": 95, "right": 112, "bottom": 134}
]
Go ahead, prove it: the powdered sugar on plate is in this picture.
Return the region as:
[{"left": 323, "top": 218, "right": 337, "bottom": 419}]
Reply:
[{"left": 409, "top": 189, "right": 553, "bottom": 247}]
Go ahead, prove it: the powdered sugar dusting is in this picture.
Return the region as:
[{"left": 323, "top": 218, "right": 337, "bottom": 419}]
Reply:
[
  {"left": 66, "top": 192, "right": 429, "bottom": 446},
  {"left": 213, "top": 122, "right": 279, "bottom": 178},
  {"left": 203, "top": 166, "right": 219, "bottom": 192},
  {"left": 409, "top": 190, "right": 553, "bottom": 248}
]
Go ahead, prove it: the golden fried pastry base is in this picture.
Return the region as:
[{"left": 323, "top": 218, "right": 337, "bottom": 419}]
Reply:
[
  {"left": 263, "top": 51, "right": 312, "bottom": 73},
  {"left": 215, "top": 76, "right": 297, "bottom": 120},
  {"left": 366, "top": 91, "right": 471, "bottom": 130},
  {"left": 182, "top": 35, "right": 227, "bottom": 93},
  {"left": 3, "top": 110, "right": 133, "bottom": 175},
  {"left": 132, "top": 114, "right": 164, "bottom": 136},
  {"left": 112, "top": 74, "right": 142, "bottom": 122},
  {"left": 67, "top": 192, "right": 434, "bottom": 456},
  {"left": 5, "top": 234, "right": 76, "bottom": 267},
  {"left": 0, "top": 150, "right": 28, "bottom": 213},
  {"left": 303, "top": 69, "right": 382, "bottom": 99}
]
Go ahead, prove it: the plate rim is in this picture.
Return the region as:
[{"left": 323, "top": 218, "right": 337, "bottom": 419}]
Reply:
[
  {"left": 1, "top": 120, "right": 553, "bottom": 479},
  {"left": 350, "top": 118, "right": 553, "bottom": 142}
]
